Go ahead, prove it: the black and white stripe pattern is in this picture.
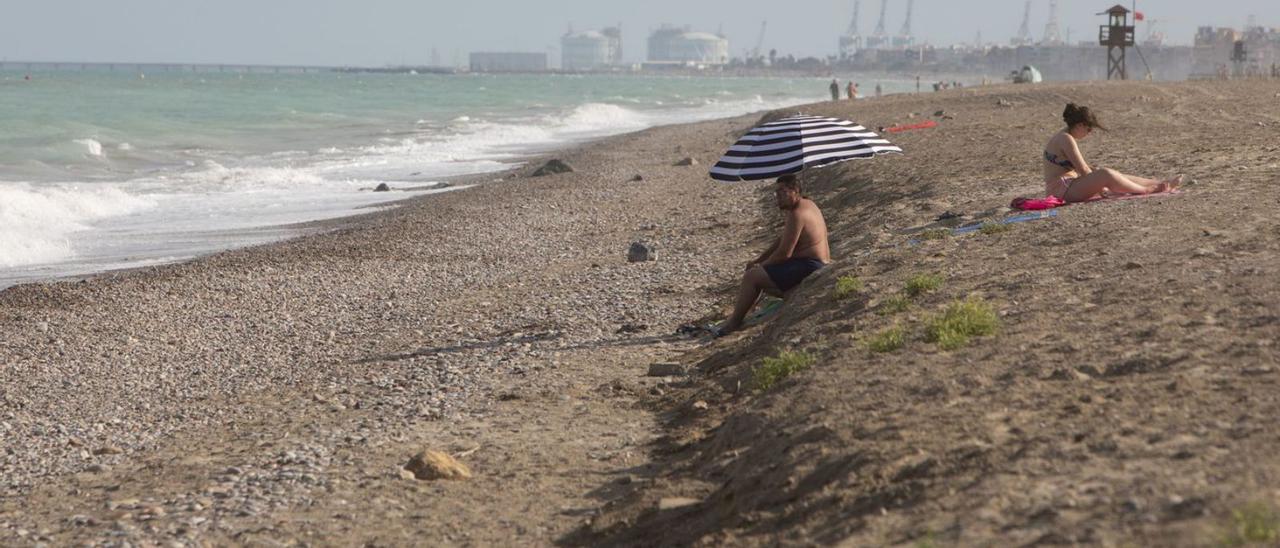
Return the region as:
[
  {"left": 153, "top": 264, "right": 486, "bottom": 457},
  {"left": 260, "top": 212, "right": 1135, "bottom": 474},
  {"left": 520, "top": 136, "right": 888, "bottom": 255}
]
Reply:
[{"left": 709, "top": 115, "right": 902, "bottom": 182}]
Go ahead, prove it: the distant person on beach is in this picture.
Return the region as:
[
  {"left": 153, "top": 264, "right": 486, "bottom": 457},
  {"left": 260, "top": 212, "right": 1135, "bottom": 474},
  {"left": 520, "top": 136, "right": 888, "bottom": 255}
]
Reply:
[
  {"left": 829, "top": 79, "right": 840, "bottom": 101},
  {"left": 875, "top": 83, "right": 882, "bottom": 97},
  {"left": 1043, "top": 103, "right": 1182, "bottom": 202},
  {"left": 846, "top": 81, "right": 855, "bottom": 99},
  {"left": 715, "top": 175, "right": 829, "bottom": 336}
]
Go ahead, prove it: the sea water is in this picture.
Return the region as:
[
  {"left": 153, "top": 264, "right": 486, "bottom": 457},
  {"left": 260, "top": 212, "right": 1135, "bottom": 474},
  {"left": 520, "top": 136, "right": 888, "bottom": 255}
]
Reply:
[{"left": 0, "top": 70, "right": 920, "bottom": 287}]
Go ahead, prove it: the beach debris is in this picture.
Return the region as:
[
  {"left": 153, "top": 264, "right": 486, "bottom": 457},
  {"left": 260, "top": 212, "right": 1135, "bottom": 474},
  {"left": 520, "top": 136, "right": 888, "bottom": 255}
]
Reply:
[
  {"left": 616, "top": 323, "right": 648, "bottom": 334},
  {"left": 658, "top": 497, "right": 701, "bottom": 511},
  {"left": 889, "top": 452, "right": 937, "bottom": 482},
  {"left": 402, "top": 450, "right": 472, "bottom": 481},
  {"left": 1243, "top": 365, "right": 1275, "bottom": 376},
  {"left": 673, "top": 157, "right": 699, "bottom": 167},
  {"left": 996, "top": 98, "right": 1014, "bottom": 107},
  {"left": 630, "top": 174, "right": 645, "bottom": 182},
  {"left": 647, "top": 362, "right": 686, "bottom": 377},
  {"left": 373, "top": 183, "right": 391, "bottom": 192},
  {"left": 627, "top": 241, "right": 655, "bottom": 263},
  {"left": 93, "top": 445, "right": 123, "bottom": 456},
  {"left": 933, "top": 110, "right": 946, "bottom": 117},
  {"left": 531, "top": 159, "right": 574, "bottom": 177}
]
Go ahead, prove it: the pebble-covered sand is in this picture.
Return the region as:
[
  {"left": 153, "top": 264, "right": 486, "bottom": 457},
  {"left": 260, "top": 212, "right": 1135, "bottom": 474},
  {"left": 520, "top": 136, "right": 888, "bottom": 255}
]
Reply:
[{"left": 0, "top": 114, "right": 770, "bottom": 543}]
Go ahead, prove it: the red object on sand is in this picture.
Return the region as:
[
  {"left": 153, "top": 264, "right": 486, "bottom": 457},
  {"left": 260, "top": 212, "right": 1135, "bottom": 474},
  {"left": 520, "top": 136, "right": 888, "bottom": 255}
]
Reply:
[
  {"left": 884, "top": 120, "right": 938, "bottom": 133},
  {"left": 1010, "top": 196, "right": 1065, "bottom": 210},
  {"left": 1011, "top": 189, "right": 1183, "bottom": 211}
]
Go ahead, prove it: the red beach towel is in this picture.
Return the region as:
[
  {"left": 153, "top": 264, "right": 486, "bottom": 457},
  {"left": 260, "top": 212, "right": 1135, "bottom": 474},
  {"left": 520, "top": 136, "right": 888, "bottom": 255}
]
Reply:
[
  {"left": 884, "top": 120, "right": 938, "bottom": 133},
  {"left": 1011, "top": 189, "right": 1183, "bottom": 211},
  {"left": 1010, "top": 196, "right": 1065, "bottom": 210}
]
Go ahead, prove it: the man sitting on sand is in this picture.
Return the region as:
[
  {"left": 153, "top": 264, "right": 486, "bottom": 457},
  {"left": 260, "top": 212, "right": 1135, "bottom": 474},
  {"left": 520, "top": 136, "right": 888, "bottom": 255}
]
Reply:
[{"left": 716, "top": 175, "right": 830, "bottom": 335}]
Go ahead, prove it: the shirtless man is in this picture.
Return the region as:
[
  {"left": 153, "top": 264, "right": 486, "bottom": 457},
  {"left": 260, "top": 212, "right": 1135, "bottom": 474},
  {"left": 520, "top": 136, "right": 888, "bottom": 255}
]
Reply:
[{"left": 716, "top": 174, "right": 830, "bottom": 335}]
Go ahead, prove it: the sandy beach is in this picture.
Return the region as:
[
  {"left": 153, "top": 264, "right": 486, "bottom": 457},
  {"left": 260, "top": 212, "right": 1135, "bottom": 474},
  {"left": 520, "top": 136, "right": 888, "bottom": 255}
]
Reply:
[{"left": 3, "top": 79, "right": 1280, "bottom": 546}]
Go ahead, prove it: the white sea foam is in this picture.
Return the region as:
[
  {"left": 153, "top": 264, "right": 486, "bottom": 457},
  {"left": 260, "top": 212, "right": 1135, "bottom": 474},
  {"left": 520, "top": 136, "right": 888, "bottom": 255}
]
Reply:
[
  {"left": 74, "top": 138, "right": 104, "bottom": 157},
  {"left": 173, "top": 161, "right": 350, "bottom": 192},
  {"left": 2, "top": 76, "right": 818, "bottom": 284},
  {"left": 0, "top": 183, "right": 155, "bottom": 268},
  {"left": 558, "top": 103, "right": 647, "bottom": 134},
  {"left": 322, "top": 96, "right": 803, "bottom": 182}
]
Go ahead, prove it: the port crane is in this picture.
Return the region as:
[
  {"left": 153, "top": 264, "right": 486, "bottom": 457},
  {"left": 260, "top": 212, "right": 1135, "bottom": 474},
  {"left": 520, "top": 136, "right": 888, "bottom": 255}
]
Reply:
[{"left": 752, "top": 21, "right": 768, "bottom": 61}]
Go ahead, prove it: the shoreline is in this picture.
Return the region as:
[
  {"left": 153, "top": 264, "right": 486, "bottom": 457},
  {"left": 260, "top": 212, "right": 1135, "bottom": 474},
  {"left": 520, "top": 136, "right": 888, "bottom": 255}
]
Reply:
[
  {"left": 0, "top": 118, "right": 713, "bottom": 293},
  {"left": 0, "top": 97, "right": 783, "bottom": 543}
]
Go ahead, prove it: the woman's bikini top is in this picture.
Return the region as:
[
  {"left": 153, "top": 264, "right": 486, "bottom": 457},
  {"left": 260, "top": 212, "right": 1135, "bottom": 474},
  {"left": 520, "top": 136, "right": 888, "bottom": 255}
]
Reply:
[{"left": 1044, "top": 150, "right": 1074, "bottom": 169}]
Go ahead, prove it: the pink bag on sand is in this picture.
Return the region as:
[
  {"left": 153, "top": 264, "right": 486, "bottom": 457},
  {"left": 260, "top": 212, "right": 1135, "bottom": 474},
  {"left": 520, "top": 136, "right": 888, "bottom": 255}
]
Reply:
[{"left": 1010, "top": 196, "right": 1066, "bottom": 210}]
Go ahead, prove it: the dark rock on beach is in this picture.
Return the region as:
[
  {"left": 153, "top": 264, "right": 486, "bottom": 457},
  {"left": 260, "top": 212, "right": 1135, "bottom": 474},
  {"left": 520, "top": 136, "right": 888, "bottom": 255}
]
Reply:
[
  {"left": 531, "top": 159, "right": 574, "bottom": 177},
  {"left": 627, "top": 241, "right": 655, "bottom": 263}
]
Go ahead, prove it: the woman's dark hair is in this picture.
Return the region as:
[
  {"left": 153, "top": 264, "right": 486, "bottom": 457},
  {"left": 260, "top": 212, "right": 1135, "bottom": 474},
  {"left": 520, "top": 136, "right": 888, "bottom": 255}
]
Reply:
[{"left": 1063, "top": 103, "right": 1106, "bottom": 131}]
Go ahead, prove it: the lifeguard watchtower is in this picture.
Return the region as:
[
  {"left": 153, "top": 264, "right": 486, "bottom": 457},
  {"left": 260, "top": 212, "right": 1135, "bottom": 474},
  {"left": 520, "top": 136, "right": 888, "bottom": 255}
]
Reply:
[
  {"left": 1099, "top": 5, "right": 1136, "bottom": 80},
  {"left": 1231, "top": 40, "right": 1248, "bottom": 78}
]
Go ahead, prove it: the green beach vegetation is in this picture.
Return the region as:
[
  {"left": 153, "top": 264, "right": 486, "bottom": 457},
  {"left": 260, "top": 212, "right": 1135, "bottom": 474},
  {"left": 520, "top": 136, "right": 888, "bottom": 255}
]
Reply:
[
  {"left": 865, "top": 325, "right": 907, "bottom": 353},
  {"left": 978, "top": 222, "right": 1012, "bottom": 235},
  {"left": 905, "top": 273, "right": 944, "bottom": 298},
  {"left": 753, "top": 350, "right": 816, "bottom": 391},
  {"left": 833, "top": 275, "right": 864, "bottom": 300},
  {"left": 878, "top": 294, "right": 912, "bottom": 316},
  {"left": 1219, "top": 501, "right": 1280, "bottom": 546},
  {"left": 926, "top": 297, "right": 1000, "bottom": 350}
]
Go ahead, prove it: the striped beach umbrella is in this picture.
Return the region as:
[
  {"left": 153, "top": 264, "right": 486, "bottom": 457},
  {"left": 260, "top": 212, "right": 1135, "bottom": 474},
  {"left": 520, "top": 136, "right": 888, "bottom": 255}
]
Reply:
[{"left": 709, "top": 115, "right": 902, "bottom": 182}]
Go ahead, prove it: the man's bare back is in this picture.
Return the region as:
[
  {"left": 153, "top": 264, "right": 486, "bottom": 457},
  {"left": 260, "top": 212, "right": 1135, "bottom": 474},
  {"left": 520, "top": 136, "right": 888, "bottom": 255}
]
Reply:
[{"left": 774, "top": 198, "right": 829, "bottom": 265}]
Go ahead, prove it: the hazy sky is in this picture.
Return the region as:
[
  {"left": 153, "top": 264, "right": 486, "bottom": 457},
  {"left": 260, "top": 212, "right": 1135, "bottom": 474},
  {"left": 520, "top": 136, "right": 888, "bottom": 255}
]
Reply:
[{"left": 2, "top": 0, "right": 1276, "bottom": 66}]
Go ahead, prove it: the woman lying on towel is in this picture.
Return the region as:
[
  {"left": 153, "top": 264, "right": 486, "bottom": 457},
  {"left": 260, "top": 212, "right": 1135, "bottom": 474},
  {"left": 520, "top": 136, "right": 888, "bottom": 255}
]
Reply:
[{"left": 1043, "top": 103, "right": 1182, "bottom": 202}]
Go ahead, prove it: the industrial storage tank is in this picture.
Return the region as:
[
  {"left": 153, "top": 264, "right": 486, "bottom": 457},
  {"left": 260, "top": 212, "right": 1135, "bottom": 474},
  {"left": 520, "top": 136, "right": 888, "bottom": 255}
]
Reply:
[
  {"left": 647, "top": 26, "right": 730, "bottom": 65},
  {"left": 562, "top": 27, "right": 623, "bottom": 70}
]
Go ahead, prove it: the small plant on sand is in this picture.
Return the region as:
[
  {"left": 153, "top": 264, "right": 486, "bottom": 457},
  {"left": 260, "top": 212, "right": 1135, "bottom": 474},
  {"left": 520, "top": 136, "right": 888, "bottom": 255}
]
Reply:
[
  {"left": 978, "top": 222, "right": 1012, "bottom": 235},
  {"left": 833, "top": 275, "right": 864, "bottom": 300},
  {"left": 753, "top": 350, "right": 816, "bottom": 391},
  {"left": 926, "top": 297, "right": 1000, "bottom": 350},
  {"left": 877, "top": 294, "right": 911, "bottom": 316},
  {"left": 914, "top": 531, "right": 940, "bottom": 548},
  {"left": 1220, "top": 502, "right": 1280, "bottom": 546},
  {"left": 904, "top": 273, "right": 944, "bottom": 298},
  {"left": 917, "top": 228, "right": 951, "bottom": 241},
  {"left": 865, "top": 325, "right": 906, "bottom": 353}
]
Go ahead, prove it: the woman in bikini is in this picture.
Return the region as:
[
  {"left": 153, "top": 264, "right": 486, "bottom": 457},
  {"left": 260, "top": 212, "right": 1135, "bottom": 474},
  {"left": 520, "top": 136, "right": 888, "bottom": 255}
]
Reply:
[{"left": 1044, "top": 103, "right": 1181, "bottom": 202}]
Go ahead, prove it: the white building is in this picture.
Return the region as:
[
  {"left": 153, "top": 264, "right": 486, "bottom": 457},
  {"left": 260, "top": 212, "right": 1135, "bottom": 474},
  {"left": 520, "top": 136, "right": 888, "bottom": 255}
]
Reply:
[
  {"left": 469, "top": 52, "right": 548, "bottom": 73},
  {"left": 647, "top": 26, "right": 730, "bottom": 65},
  {"left": 562, "top": 27, "right": 623, "bottom": 70}
]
